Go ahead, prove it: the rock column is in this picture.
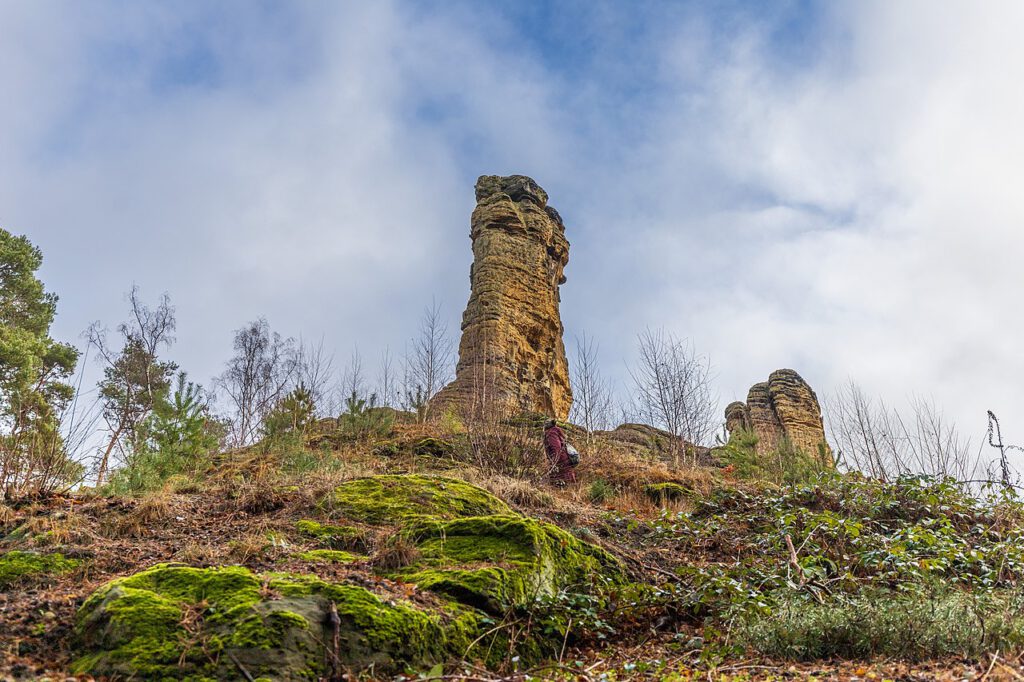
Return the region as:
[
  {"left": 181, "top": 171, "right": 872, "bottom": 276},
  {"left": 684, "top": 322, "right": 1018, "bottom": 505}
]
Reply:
[{"left": 432, "top": 175, "right": 572, "bottom": 420}]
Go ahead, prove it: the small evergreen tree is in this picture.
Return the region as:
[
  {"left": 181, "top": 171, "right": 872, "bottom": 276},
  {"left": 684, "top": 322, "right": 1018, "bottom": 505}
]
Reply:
[
  {"left": 108, "top": 373, "right": 221, "bottom": 494},
  {"left": 263, "top": 384, "right": 316, "bottom": 439}
]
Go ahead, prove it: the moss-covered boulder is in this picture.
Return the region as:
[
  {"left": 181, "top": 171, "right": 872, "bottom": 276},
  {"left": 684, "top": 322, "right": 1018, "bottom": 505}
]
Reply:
[
  {"left": 296, "top": 519, "right": 367, "bottom": 551},
  {"left": 644, "top": 482, "right": 691, "bottom": 504},
  {"left": 72, "top": 564, "right": 484, "bottom": 680},
  {"left": 412, "top": 437, "right": 456, "bottom": 458},
  {"left": 0, "top": 550, "right": 79, "bottom": 587},
  {"left": 400, "top": 515, "right": 624, "bottom": 613},
  {"left": 296, "top": 549, "right": 362, "bottom": 563},
  {"left": 327, "top": 475, "right": 512, "bottom": 525}
]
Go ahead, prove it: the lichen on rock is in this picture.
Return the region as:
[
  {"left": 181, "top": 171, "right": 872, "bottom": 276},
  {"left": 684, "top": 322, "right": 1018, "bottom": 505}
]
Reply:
[
  {"left": 644, "top": 482, "right": 691, "bottom": 504},
  {"left": 296, "top": 519, "right": 366, "bottom": 551},
  {"left": 296, "top": 549, "right": 362, "bottom": 563}
]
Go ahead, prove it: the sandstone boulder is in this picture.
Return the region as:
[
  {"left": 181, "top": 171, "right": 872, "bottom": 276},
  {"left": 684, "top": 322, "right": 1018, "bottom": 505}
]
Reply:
[{"left": 432, "top": 175, "right": 572, "bottom": 420}]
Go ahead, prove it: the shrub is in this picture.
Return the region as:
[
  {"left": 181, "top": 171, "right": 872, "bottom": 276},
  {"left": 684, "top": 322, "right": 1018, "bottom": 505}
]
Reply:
[
  {"left": 713, "top": 430, "right": 830, "bottom": 484},
  {"left": 589, "top": 478, "right": 614, "bottom": 504},
  {"left": 106, "top": 374, "right": 220, "bottom": 495},
  {"left": 263, "top": 384, "right": 316, "bottom": 439},
  {"left": 337, "top": 392, "right": 394, "bottom": 440},
  {"left": 736, "top": 586, "right": 1024, "bottom": 660},
  {"left": 610, "top": 473, "right": 1024, "bottom": 661}
]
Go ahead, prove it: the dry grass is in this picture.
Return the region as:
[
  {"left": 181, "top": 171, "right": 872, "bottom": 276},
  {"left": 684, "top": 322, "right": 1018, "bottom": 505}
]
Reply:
[
  {"left": 226, "top": 530, "right": 273, "bottom": 563},
  {"left": 226, "top": 461, "right": 294, "bottom": 515},
  {"left": 174, "top": 540, "right": 217, "bottom": 565},
  {"left": 102, "top": 487, "right": 180, "bottom": 538},
  {"left": 19, "top": 512, "right": 87, "bottom": 546},
  {"left": 0, "top": 503, "right": 14, "bottom": 526},
  {"left": 371, "top": 535, "right": 422, "bottom": 571},
  {"left": 132, "top": 488, "right": 176, "bottom": 525},
  {"left": 456, "top": 469, "right": 554, "bottom": 510}
]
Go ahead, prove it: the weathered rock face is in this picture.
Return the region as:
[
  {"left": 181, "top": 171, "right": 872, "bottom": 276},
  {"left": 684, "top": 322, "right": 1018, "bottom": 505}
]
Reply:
[
  {"left": 726, "top": 369, "right": 831, "bottom": 460},
  {"left": 724, "top": 401, "right": 750, "bottom": 436},
  {"left": 432, "top": 175, "right": 572, "bottom": 420}
]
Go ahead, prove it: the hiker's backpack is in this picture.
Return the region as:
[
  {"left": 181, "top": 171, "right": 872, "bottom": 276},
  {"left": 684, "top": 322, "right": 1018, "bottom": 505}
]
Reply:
[{"left": 566, "top": 443, "right": 580, "bottom": 467}]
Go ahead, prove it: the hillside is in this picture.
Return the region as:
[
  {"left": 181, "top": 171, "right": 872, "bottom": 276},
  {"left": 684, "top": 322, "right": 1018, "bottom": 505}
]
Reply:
[{"left": 3, "top": 414, "right": 1024, "bottom": 681}]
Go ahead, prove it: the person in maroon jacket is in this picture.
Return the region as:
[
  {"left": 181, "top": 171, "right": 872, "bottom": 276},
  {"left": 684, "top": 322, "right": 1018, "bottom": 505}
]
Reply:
[{"left": 543, "top": 419, "right": 576, "bottom": 486}]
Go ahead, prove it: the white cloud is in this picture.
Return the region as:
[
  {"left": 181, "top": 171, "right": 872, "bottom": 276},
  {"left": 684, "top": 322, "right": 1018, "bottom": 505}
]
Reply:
[
  {"left": 634, "top": 1, "right": 1024, "bottom": 459},
  {"left": 2, "top": 1, "right": 1023, "bottom": 467}
]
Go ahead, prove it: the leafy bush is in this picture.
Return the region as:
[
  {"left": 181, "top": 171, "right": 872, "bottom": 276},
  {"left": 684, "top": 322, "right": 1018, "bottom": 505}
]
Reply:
[{"left": 610, "top": 474, "right": 1024, "bottom": 660}]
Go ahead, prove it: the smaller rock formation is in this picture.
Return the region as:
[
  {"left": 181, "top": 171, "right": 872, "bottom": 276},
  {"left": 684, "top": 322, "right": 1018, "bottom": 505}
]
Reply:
[
  {"left": 725, "top": 369, "right": 831, "bottom": 461},
  {"left": 596, "top": 423, "right": 714, "bottom": 466},
  {"left": 724, "top": 401, "right": 750, "bottom": 436},
  {"left": 431, "top": 175, "right": 572, "bottom": 420}
]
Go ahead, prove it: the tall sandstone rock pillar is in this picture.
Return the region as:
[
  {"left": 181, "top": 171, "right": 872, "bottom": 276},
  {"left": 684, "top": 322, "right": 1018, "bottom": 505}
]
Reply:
[
  {"left": 725, "top": 369, "right": 832, "bottom": 462},
  {"left": 432, "top": 175, "right": 573, "bottom": 420}
]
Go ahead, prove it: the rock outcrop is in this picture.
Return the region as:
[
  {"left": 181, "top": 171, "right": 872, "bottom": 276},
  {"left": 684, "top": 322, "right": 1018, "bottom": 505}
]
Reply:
[
  {"left": 595, "top": 423, "right": 714, "bottom": 467},
  {"left": 432, "top": 175, "right": 572, "bottom": 420},
  {"left": 725, "top": 369, "right": 831, "bottom": 461}
]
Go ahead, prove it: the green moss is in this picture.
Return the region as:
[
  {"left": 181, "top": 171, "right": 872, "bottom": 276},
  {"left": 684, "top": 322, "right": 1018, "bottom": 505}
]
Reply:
[
  {"left": 644, "top": 482, "right": 691, "bottom": 504},
  {"left": 230, "top": 609, "right": 310, "bottom": 649},
  {"left": 295, "top": 549, "right": 361, "bottom": 563},
  {"left": 328, "top": 475, "right": 513, "bottom": 525},
  {"left": 295, "top": 519, "right": 366, "bottom": 551},
  {"left": 73, "top": 563, "right": 492, "bottom": 679},
  {"left": 412, "top": 437, "right": 455, "bottom": 458},
  {"left": 0, "top": 550, "right": 79, "bottom": 587},
  {"left": 398, "top": 515, "right": 625, "bottom": 613}
]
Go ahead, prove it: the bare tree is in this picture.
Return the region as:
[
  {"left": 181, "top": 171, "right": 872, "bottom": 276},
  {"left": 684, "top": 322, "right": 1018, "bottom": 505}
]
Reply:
[
  {"left": 215, "top": 319, "right": 299, "bottom": 448},
  {"left": 377, "top": 347, "right": 398, "bottom": 408},
  {"left": 406, "top": 300, "right": 454, "bottom": 419},
  {"left": 630, "top": 328, "right": 718, "bottom": 462},
  {"left": 569, "top": 332, "right": 615, "bottom": 435},
  {"left": 296, "top": 337, "right": 335, "bottom": 417},
  {"left": 986, "top": 411, "right": 1022, "bottom": 489},
  {"left": 340, "top": 347, "right": 367, "bottom": 405},
  {"left": 87, "top": 287, "right": 177, "bottom": 485},
  {"left": 826, "top": 380, "right": 893, "bottom": 478},
  {"left": 826, "top": 380, "right": 979, "bottom": 481}
]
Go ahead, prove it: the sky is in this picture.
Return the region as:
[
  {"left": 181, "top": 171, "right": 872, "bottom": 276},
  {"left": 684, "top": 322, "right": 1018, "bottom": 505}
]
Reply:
[{"left": 2, "top": 1, "right": 1023, "bottom": 465}]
